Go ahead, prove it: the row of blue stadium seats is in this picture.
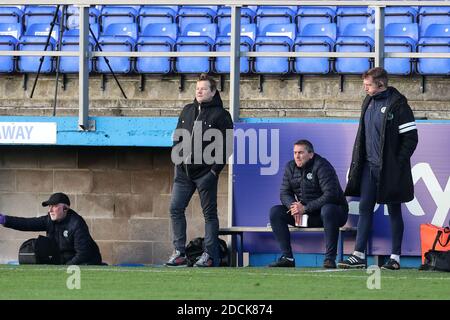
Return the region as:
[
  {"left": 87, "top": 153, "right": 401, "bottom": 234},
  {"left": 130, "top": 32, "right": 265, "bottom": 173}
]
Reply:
[
  {"left": 1, "top": 5, "right": 450, "bottom": 37},
  {"left": 0, "top": 25, "right": 448, "bottom": 75},
  {"left": 1, "top": 18, "right": 449, "bottom": 44}
]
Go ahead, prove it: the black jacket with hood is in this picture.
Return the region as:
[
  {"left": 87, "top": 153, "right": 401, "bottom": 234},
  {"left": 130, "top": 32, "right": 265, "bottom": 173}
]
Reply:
[
  {"left": 345, "top": 87, "right": 418, "bottom": 203},
  {"left": 4, "top": 209, "right": 102, "bottom": 265},
  {"left": 173, "top": 91, "right": 233, "bottom": 180}
]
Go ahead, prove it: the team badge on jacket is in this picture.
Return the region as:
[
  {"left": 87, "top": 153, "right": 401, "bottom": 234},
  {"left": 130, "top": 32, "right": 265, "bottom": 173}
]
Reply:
[
  {"left": 63, "top": 230, "right": 69, "bottom": 238},
  {"left": 307, "top": 173, "right": 313, "bottom": 180}
]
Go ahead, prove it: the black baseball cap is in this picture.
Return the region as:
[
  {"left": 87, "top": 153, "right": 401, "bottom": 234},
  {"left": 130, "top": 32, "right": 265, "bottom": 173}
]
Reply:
[{"left": 42, "top": 192, "right": 71, "bottom": 207}]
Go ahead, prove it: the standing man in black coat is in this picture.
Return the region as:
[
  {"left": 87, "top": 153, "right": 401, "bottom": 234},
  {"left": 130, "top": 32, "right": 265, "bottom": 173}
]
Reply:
[
  {"left": 0, "top": 192, "right": 103, "bottom": 265},
  {"left": 269, "top": 140, "right": 349, "bottom": 269},
  {"left": 166, "top": 73, "right": 233, "bottom": 267},
  {"left": 338, "top": 67, "right": 418, "bottom": 270}
]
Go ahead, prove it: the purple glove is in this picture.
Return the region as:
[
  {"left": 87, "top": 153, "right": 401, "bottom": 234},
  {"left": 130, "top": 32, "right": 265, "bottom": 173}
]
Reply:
[{"left": 0, "top": 214, "right": 5, "bottom": 225}]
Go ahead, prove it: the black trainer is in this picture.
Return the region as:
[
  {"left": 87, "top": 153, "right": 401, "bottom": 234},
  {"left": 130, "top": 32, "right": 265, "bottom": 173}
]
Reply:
[
  {"left": 268, "top": 256, "right": 295, "bottom": 268},
  {"left": 381, "top": 258, "right": 401, "bottom": 270},
  {"left": 337, "top": 254, "right": 366, "bottom": 269},
  {"left": 323, "top": 259, "right": 336, "bottom": 269}
]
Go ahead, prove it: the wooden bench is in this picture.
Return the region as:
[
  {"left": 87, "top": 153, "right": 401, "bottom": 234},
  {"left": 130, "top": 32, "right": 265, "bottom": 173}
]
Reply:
[{"left": 218, "top": 226, "right": 357, "bottom": 267}]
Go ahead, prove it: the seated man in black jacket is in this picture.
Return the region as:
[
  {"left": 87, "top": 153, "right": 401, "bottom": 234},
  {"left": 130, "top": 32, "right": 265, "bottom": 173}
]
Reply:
[
  {"left": 0, "top": 192, "right": 103, "bottom": 265},
  {"left": 269, "top": 140, "right": 349, "bottom": 269}
]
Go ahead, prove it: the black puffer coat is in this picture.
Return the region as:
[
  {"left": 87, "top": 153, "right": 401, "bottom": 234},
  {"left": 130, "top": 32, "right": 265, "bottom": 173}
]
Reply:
[
  {"left": 4, "top": 209, "right": 102, "bottom": 265},
  {"left": 280, "top": 154, "right": 349, "bottom": 215},
  {"left": 172, "top": 91, "right": 233, "bottom": 180},
  {"left": 344, "top": 87, "right": 418, "bottom": 203}
]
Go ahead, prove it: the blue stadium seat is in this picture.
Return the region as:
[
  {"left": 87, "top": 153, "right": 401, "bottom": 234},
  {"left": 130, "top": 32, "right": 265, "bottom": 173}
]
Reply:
[
  {"left": 135, "top": 23, "right": 178, "bottom": 74},
  {"left": 64, "top": 23, "right": 100, "bottom": 40},
  {"left": 0, "top": 35, "right": 17, "bottom": 73},
  {"left": 58, "top": 35, "right": 94, "bottom": 73},
  {"left": 418, "top": 23, "right": 450, "bottom": 74},
  {"left": 175, "top": 23, "right": 217, "bottom": 73},
  {"left": 25, "top": 23, "right": 60, "bottom": 41},
  {"left": 255, "top": 6, "right": 297, "bottom": 33},
  {"left": 95, "top": 35, "right": 136, "bottom": 74},
  {"left": 253, "top": 23, "right": 296, "bottom": 74},
  {"left": 137, "top": 6, "right": 178, "bottom": 34},
  {"left": 384, "top": 37, "right": 416, "bottom": 75},
  {"left": 0, "top": 22, "right": 23, "bottom": 40},
  {"left": 385, "top": 23, "right": 419, "bottom": 41},
  {"left": 418, "top": 7, "right": 450, "bottom": 37},
  {"left": 294, "top": 23, "right": 336, "bottom": 74},
  {"left": 335, "top": 23, "right": 374, "bottom": 74},
  {"left": 336, "top": 6, "right": 374, "bottom": 36},
  {"left": 385, "top": 6, "right": 417, "bottom": 26},
  {"left": 23, "top": 6, "right": 60, "bottom": 31},
  {"left": 103, "top": 23, "right": 138, "bottom": 40},
  {"left": 215, "top": 6, "right": 256, "bottom": 35},
  {"left": 423, "top": 23, "right": 450, "bottom": 37},
  {"left": 295, "top": 6, "right": 335, "bottom": 35},
  {"left": 17, "top": 35, "right": 55, "bottom": 73},
  {"left": 383, "top": 23, "right": 419, "bottom": 75},
  {"left": 100, "top": 6, "right": 137, "bottom": 33},
  {"left": 176, "top": 6, "right": 217, "bottom": 35},
  {"left": 0, "top": 6, "right": 23, "bottom": 24},
  {"left": 214, "top": 24, "right": 256, "bottom": 74},
  {"left": 66, "top": 5, "right": 100, "bottom": 30}
]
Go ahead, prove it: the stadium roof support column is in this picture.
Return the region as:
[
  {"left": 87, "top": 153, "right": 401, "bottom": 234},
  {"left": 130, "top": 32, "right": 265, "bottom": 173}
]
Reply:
[
  {"left": 78, "top": 5, "right": 90, "bottom": 131},
  {"left": 374, "top": 5, "right": 385, "bottom": 68},
  {"left": 228, "top": 6, "right": 241, "bottom": 230}
]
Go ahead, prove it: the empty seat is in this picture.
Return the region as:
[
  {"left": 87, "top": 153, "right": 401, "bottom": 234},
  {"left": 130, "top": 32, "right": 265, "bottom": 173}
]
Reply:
[
  {"left": 66, "top": 5, "right": 100, "bottom": 30},
  {"left": 25, "top": 23, "right": 60, "bottom": 41},
  {"left": 295, "top": 6, "right": 335, "bottom": 35},
  {"left": 100, "top": 6, "right": 137, "bottom": 33},
  {"left": 103, "top": 22, "right": 138, "bottom": 40},
  {"left": 336, "top": 6, "right": 374, "bottom": 36},
  {"left": 176, "top": 6, "right": 217, "bottom": 35},
  {"left": 137, "top": 6, "right": 177, "bottom": 34},
  {"left": 383, "top": 23, "right": 419, "bottom": 75},
  {"left": 17, "top": 35, "right": 55, "bottom": 73},
  {"left": 95, "top": 35, "right": 135, "bottom": 74},
  {"left": 0, "top": 35, "right": 17, "bottom": 73},
  {"left": 64, "top": 23, "right": 100, "bottom": 40},
  {"left": 385, "top": 6, "right": 417, "bottom": 26},
  {"left": 335, "top": 23, "right": 374, "bottom": 74},
  {"left": 0, "top": 22, "right": 22, "bottom": 40},
  {"left": 214, "top": 24, "right": 256, "bottom": 73},
  {"left": 23, "top": 5, "right": 60, "bottom": 31},
  {"left": 253, "top": 23, "right": 296, "bottom": 74},
  {"left": 215, "top": 6, "right": 256, "bottom": 35},
  {"left": 255, "top": 6, "right": 297, "bottom": 33},
  {"left": 58, "top": 35, "right": 94, "bottom": 73},
  {"left": 423, "top": 23, "right": 450, "bottom": 37},
  {"left": 294, "top": 23, "right": 336, "bottom": 74},
  {"left": 384, "top": 37, "right": 416, "bottom": 75},
  {"left": 136, "top": 23, "right": 178, "bottom": 74},
  {"left": 418, "top": 7, "right": 450, "bottom": 37},
  {"left": 417, "top": 36, "right": 450, "bottom": 75},
  {"left": 0, "top": 6, "right": 23, "bottom": 24},
  {"left": 175, "top": 23, "right": 217, "bottom": 73}
]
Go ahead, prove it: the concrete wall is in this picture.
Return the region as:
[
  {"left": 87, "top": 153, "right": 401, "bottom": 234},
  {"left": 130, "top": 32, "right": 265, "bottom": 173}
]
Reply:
[
  {"left": 0, "top": 74, "right": 449, "bottom": 119},
  {"left": 0, "top": 146, "right": 229, "bottom": 265}
]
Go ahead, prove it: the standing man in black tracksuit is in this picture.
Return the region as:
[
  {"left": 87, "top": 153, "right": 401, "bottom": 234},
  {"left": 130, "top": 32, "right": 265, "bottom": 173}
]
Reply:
[
  {"left": 338, "top": 67, "right": 418, "bottom": 270},
  {"left": 0, "top": 192, "right": 102, "bottom": 265},
  {"left": 269, "top": 140, "right": 349, "bottom": 269},
  {"left": 166, "top": 73, "right": 233, "bottom": 267}
]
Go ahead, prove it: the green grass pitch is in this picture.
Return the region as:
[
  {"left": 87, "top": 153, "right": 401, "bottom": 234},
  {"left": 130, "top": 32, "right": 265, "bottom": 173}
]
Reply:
[{"left": 0, "top": 265, "right": 449, "bottom": 300}]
